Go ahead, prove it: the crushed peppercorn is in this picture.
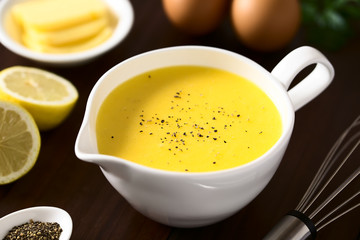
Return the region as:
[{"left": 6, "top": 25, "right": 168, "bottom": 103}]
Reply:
[{"left": 3, "top": 219, "right": 62, "bottom": 240}]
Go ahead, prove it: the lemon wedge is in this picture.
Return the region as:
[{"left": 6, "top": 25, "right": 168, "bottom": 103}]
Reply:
[
  {"left": 0, "top": 66, "right": 78, "bottom": 131},
  {"left": 0, "top": 100, "right": 41, "bottom": 184}
]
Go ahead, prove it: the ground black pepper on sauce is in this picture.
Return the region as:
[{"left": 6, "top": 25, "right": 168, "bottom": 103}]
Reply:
[{"left": 134, "top": 88, "right": 261, "bottom": 172}]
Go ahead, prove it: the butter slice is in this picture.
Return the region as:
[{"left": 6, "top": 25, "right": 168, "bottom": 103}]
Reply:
[
  {"left": 23, "top": 27, "right": 113, "bottom": 53},
  {"left": 25, "top": 16, "right": 108, "bottom": 46},
  {"left": 12, "top": 0, "right": 107, "bottom": 31}
]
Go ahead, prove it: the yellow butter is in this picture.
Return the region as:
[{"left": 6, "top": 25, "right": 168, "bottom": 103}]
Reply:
[
  {"left": 25, "top": 16, "right": 108, "bottom": 46},
  {"left": 23, "top": 27, "right": 112, "bottom": 53},
  {"left": 12, "top": 0, "right": 107, "bottom": 31}
]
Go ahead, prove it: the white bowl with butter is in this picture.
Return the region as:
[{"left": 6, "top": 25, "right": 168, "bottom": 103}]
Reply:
[{"left": 0, "top": 0, "right": 134, "bottom": 65}]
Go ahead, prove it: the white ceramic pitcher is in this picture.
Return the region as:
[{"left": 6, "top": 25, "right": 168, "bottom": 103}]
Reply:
[{"left": 75, "top": 46, "right": 334, "bottom": 228}]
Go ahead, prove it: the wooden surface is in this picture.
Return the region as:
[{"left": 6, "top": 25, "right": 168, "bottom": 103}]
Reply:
[{"left": 1, "top": 1, "right": 359, "bottom": 239}]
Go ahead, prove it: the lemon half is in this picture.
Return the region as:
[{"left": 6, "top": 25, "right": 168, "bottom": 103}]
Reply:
[
  {"left": 0, "top": 66, "right": 78, "bottom": 131},
  {"left": 0, "top": 100, "right": 40, "bottom": 184}
]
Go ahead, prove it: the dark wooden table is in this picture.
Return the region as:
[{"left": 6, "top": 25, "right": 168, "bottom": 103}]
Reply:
[{"left": 1, "top": 1, "right": 359, "bottom": 239}]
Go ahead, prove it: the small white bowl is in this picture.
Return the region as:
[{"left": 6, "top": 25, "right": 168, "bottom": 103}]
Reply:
[
  {"left": 0, "top": 206, "right": 73, "bottom": 240},
  {"left": 0, "top": 0, "right": 134, "bottom": 66}
]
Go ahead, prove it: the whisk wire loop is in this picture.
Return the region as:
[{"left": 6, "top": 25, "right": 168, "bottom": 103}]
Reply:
[
  {"left": 316, "top": 190, "right": 360, "bottom": 231},
  {"left": 306, "top": 137, "right": 360, "bottom": 218},
  {"left": 264, "top": 115, "right": 360, "bottom": 240},
  {"left": 296, "top": 131, "right": 344, "bottom": 211},
  {"left": 296, "top": 119, "right": 360, "bottom": 213}
]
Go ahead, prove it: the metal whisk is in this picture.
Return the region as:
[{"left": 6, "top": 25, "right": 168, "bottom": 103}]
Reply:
[{"left": 264, "top": 115, "right": 360, "bottom": 240}]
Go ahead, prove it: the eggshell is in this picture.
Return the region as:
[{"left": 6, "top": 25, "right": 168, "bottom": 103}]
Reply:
[
  {"left": 162, "top": 0, "right": 229, "bottom": 35},
  {"left": 231, "top": 0, "right": 301, "bottom": 51}
]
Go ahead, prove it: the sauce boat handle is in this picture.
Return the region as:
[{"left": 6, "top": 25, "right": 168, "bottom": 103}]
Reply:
[{"left": 271, "top": 46, "right": 335, "bottom": 111}]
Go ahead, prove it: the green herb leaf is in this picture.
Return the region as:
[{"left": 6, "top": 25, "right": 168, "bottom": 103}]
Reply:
[{"left": 301, "top": 0, "right": 360, "bottom": 51}]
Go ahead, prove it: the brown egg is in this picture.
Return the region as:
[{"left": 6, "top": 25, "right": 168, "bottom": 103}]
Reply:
[
  {"left": 162, "top": 0, "right": 229, "bottom": 35},
  {"left": 231, "top": 0, "right": 301, "bottom": 51}
]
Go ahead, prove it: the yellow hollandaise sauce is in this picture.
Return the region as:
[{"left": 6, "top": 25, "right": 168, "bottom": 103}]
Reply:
[{"left": 96, "top": 66, "right": 282, "bottom": 172}]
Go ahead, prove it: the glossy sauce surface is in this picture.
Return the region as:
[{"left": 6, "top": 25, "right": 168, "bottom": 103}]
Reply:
[{"left": 96, "top": 66, "right": 282, "bottom": 172}]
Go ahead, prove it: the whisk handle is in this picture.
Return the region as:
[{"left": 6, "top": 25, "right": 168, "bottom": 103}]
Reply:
[{"left": 263, "top": 210, "right": 317, "bottom": 240}]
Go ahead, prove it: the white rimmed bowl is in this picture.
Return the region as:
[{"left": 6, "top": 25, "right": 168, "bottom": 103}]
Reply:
[
  {"left": 0, "top": 0, "right": 134, "bottom": 66},
  {"left": 75, "top": 45, "right": 334, "bottom": 227},
  {"left": 0, "top": 206, "right": 72, "bottom": 240}
]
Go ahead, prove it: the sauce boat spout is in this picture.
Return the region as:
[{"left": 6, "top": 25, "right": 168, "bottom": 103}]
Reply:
[
  {"left": 75, "top": 118, "right": 98, "bottom": 161},
  {"left": 75, "top": 118, "right": 126, "bottom": 172}
]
